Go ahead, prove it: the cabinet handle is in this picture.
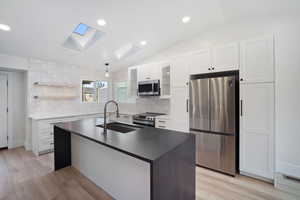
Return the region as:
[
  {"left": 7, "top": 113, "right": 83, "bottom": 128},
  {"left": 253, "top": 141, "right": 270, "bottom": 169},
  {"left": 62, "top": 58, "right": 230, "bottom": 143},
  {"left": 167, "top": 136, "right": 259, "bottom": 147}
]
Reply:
[
  {"left": 158, "top": 120, "right": 166, "bottom": 123},
  {"left": 186, "top": 99, "right": 189, "bottom": 113},
  {"left": 208, "top": 68, "right": 211, "bottom": 71},
  {"left": 212, "top": 67, "right": 215, "bottom": 70},
  {"left": 158, "top": 126, "right": 166, "bottom": 128},
  {"left": 240, "top": 78, "right": 244, "bottom": 82},
  {"left": 146, "top": 77, "right": 150, "bottom": 80},
  {"left": 240, "top": 100, "right": 243, "bottom": 116},
  {"left": 50, "top": 142, "right": 54, "bottom": 145}
]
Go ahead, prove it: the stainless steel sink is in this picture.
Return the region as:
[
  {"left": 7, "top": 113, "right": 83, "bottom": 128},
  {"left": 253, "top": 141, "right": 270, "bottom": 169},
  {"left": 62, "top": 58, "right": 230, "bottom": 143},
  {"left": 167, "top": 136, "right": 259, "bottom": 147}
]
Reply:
[{"left": 96, "top": 122, "right": 142, "bottom": 133}]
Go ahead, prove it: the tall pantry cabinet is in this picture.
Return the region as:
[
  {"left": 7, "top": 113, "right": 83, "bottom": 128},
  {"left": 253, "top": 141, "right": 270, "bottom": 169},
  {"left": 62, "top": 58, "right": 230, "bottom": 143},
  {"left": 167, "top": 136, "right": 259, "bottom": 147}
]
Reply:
[{"left": 239, "top": 35, "right": 275, "bottom": 180}]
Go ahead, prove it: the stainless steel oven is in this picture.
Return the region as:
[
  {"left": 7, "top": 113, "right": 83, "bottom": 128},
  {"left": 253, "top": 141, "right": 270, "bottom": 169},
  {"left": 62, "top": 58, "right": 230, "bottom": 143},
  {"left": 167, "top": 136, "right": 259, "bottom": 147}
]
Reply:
[{"left": 138, "top": 80, "right": 160, "bottom": 96}]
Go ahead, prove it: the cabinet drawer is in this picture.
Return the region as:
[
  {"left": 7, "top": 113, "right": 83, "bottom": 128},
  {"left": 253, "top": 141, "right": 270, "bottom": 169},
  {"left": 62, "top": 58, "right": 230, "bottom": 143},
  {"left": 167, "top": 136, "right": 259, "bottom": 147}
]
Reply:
[
  {"left": 39, "top": 130, "right": 53, "bottom": 138},
  {"left": 155, "top": 119, "right": 171, "bottom": 129},
  {"left": 38, "top": 122, "right": 52, "bottom": 130}
]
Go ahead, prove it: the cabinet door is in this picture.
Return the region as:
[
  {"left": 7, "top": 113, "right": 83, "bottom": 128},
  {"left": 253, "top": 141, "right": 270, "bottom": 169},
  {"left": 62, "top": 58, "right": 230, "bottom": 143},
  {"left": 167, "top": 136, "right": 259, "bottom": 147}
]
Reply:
[
  {"left": 137, "top": 64, "right": 149, "bottom": 82},
  {"left": 170, "top": 87, "right": 189, "bottom": 132},
  {"left": 171, "top": 57, "right": 189, "bottom": 88},
  {"left": 160, "top": 64, "right": 171, "bottom": 97},
  {"left": 128, "top": 67, "right": 138, "bottom": 97},
  {"left": 240, "top": 83, "right": 274, "bottom": 179},
  {"left": 212, "top": 43, "right": 239, "bottom": 72},
  {"left": 240, "top": 36, "right": 274, "bottom": 83},
  {"left": 189, "top": 49, "right": 212, "bottom": 75}
]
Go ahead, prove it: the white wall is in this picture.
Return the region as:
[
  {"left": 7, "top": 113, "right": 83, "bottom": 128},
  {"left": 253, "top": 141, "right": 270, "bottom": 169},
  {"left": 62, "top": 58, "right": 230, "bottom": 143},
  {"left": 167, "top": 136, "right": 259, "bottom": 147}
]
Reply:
[
  {"left": 275, "top": 20, "right": 300, "bottom": 178},
  {"left": 0, "top": 53, "right": 113, "bottom": 149},
  {"left": 113, "top": 15, "right": 300, "bottom": 178}
]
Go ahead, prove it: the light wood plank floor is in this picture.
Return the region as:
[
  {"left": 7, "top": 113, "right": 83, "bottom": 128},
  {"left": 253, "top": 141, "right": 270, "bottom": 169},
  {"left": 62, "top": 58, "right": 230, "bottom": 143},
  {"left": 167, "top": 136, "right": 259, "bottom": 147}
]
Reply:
[{"left": 0, "top": 148, "right": 299, "bottom": 200}]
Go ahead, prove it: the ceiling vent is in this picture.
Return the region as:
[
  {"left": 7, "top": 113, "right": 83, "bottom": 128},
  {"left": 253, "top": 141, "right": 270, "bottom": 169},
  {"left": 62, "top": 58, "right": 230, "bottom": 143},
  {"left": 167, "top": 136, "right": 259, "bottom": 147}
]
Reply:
[
  {"left": 63, "top": 23, "right": 105, "bottom": 51},
  {"left": 114, "top": 43, "right": 141, "bottom": 60}
]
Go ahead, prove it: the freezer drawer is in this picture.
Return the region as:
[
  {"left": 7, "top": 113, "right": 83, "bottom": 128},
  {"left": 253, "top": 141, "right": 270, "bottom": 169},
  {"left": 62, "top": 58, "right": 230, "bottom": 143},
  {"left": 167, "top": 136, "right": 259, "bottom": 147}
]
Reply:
[{"left": 193, "top": 131, "right": 236, "bottom": 176}]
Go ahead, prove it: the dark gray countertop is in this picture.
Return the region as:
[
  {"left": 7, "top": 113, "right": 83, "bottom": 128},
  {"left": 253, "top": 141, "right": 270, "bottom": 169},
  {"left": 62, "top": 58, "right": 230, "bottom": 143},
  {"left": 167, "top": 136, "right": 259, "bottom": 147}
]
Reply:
[{"left": 54, "top": 118, "right": 193, "bottom": 163}]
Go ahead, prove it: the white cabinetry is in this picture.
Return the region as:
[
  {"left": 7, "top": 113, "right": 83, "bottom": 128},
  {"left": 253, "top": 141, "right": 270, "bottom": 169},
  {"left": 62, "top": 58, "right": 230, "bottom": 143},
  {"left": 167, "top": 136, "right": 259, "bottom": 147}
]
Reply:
[
  {"left": 171, "top": 56, "right": 189, "bottom": 88},
  {"left": 240, "top": 83, "right": 274, "bottom": 179},
  {"left": 189, "top": 49, "right": 212, "bottom": 75},
  {"left": 170, "top": 87, "right": 189, "bottom": 132},
  {"left": 160, "top": 64, "right": 171, "bottom": 98},
  {"left": 137, "top": 63, "right": 160, "bottom": 82},
  {"left": 31, "top": 113, "right": 103, "bottom": 156},
  {"left": 212, "top": 43, "right": 239, "bottom": 72},
  {"left": 155, "top": 116, "right": 172, "bottom": 130},
  {"left": 188, "top": 43, "right": 239, "bottom": 75},
  {"left": 128, "top": 66, "right": 138, "bottom": 97},
  {"left": 240, "top": 36, "right": 274, "bottom": 83}
]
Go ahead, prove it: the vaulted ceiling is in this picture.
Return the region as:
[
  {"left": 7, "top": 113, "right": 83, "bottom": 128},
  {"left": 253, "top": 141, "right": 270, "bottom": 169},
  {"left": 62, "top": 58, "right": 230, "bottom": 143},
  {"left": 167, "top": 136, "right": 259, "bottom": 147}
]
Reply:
[{"left": 0, "top": 0, "right": 299, "bottom": 71}]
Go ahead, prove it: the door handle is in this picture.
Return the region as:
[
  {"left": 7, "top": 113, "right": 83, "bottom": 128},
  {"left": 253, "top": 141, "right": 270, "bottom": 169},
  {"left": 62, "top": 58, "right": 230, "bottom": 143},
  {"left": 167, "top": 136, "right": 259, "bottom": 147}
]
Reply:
[
  {"left": 240, "top": 100, "right": 243, "bottom": 116},
  {"left": 186, "top": 99, "right": 189, "bottom": 113}
]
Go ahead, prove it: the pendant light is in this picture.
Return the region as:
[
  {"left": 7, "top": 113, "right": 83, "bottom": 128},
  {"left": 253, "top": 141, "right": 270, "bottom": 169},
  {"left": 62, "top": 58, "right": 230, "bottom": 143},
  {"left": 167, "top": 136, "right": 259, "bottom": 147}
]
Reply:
[{"left": 105, "top": 62, "right": 110, "bottom": 77}]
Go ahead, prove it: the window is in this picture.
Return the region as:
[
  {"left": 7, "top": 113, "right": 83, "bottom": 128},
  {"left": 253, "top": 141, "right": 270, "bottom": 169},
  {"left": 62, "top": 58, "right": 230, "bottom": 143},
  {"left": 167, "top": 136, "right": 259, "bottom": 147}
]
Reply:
[
  {"left": 82, "top": 80, "right": 109, "bottom": 103},
  {"left": 114, "top": 81, "right": 135, "bottom": 103},
  {"left": 73, "top": 23, "right": 89, "bottom": 36}
]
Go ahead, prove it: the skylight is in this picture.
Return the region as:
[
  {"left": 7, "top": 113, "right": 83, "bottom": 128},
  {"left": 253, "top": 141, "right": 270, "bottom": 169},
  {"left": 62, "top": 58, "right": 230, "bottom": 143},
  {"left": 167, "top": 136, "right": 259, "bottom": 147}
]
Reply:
[
  {"left": 73, "top": 23, "right": 89, "bottom": 36},
  {"left": 63, "top": 23, "right": 105, "bottom": 51}
]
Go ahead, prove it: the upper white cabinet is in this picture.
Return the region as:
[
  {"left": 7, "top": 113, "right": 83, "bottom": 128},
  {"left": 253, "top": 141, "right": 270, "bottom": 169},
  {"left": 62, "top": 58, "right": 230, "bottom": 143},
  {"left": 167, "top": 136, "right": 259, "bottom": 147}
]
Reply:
[
  {"left": 240, "top": 83, "right": 274, "bottom": 179},
  {"left": 240, "top": 36, "right": 274, "bottom": 83},
  {"left": 188, "top": 49, "right": 212, "bottom": 75},
  {"left": 188, "top": 43, "right": 239, "bottom": 75},
  {"left": 127, "top": 66, "right": 138, "bottom": 97},
  {"left": 160, "top": 64, "right": 171, "bottom": 97},
  {"left": 137, "top": 63, "right": 160, "bottom": 82},
  {"left": 171, "top": 56, "right": 190, "bottom": 88},
  {"left": 212, "top": 43, "right": 240, "bottom": 72}
]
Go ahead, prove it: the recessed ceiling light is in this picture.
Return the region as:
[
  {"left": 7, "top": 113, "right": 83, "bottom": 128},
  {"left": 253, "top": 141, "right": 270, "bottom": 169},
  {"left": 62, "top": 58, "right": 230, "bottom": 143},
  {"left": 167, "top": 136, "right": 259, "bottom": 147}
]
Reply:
[
  {"left": 140, "top": 41, "right": 147, "bottom": 46},
  {"left": 97, "top": 19, "right": 106, "bottom": 26},
  {"left": 182, "top": 16, "right": 191, "bottom": 24},
  {"left": 0, "top": 24, "right": 11, "bottom": 31}
]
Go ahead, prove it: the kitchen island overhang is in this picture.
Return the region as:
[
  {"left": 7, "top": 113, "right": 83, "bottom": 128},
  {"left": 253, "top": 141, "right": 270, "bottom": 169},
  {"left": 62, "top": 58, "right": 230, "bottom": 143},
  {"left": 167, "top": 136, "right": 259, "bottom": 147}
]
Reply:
[{"left": 53, "top": 118, "right": 195, "bottom": 200}]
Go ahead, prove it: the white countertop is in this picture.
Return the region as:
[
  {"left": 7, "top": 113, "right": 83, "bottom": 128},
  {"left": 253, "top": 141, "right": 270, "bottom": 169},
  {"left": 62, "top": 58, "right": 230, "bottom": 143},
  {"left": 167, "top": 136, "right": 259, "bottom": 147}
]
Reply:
[{"left": 29, "top": 112, "right": 135, "bottom": 121}]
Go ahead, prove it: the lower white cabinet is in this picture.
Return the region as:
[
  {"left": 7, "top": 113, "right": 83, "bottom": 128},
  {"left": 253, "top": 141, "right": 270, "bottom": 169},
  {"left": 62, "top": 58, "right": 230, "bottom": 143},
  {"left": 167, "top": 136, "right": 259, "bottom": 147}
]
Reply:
[
  {"left": 169, "top": 87, "right": 189, "bottom": 132},
  {"left": 240, "top": 83, "right": 274, "bottom": 179},
  {"left": 31, "top": 113, "right": 103, "bottom": 156}
]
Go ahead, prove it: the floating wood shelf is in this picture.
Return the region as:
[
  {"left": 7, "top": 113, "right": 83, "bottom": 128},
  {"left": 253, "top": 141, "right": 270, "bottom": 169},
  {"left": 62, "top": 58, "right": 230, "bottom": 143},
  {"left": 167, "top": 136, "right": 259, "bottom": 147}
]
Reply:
[
  {"left": 33, "top": 82, "right": 77, "bottom": 88},
  {"left": 33, "top": 95, "right": 79, "bottom": 100}
]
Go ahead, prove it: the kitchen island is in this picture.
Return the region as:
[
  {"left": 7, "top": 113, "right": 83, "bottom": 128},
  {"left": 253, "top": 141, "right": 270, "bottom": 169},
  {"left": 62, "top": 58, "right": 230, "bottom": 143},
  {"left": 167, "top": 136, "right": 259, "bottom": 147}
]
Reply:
[{"left": 53, "top": 118, "right": 195, "bottom": 200}]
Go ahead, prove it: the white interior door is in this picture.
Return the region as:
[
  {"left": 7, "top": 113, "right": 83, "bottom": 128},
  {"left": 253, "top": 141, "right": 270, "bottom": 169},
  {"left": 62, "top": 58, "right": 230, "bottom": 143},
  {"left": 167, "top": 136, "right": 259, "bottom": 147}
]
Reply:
[{"left": 0, "top": 73, "right": 8, "bottom": 148}]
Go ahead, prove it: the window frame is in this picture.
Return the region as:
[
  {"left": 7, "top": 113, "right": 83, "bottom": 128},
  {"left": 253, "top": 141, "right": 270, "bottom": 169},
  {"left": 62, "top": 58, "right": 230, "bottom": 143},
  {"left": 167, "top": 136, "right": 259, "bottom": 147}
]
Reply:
[{"left": 81, "top": 79, "right": 109, "bottom": 104}]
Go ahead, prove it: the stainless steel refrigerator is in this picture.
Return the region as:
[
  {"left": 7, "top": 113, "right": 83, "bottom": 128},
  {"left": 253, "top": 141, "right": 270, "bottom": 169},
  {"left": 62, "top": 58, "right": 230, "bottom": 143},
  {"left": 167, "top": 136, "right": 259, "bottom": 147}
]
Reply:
[{"left": 189, "top": 72, "right": 238, "bottom": 176}]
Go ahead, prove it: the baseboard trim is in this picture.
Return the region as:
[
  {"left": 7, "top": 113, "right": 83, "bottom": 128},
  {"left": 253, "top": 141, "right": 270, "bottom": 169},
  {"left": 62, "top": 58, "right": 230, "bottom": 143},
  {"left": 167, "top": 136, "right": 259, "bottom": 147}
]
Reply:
[
  {"left": 240, "top": 171, "right": 273, "bottom": 183},
  {"left": 277, "top": 161, "right": 300, "bottom": 179},
  {"left": 275, "top": 173, "right": 300, "bottom": 197}
]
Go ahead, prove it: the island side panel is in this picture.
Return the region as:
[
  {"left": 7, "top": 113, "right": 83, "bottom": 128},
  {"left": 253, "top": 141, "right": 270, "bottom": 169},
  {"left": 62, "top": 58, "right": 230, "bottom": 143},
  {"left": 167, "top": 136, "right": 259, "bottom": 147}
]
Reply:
[
  {"left": 54, "top": 126, "right": 71, "bottom": 170},
  {"left": 152, "top": 135, "right": 196, "bottom": 200},
  {"left": 71, "top": 134, "right": 151, "bottom": 200}
]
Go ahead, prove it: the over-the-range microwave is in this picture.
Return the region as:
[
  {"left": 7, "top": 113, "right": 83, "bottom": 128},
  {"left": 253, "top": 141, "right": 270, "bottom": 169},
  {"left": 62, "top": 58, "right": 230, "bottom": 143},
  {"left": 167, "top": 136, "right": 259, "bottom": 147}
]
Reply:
[{"left": 137, "top": 80, "right": 160, "bottom": 96}]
